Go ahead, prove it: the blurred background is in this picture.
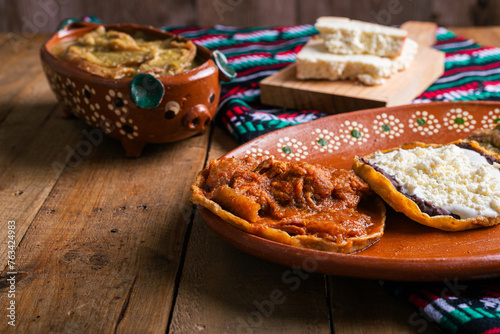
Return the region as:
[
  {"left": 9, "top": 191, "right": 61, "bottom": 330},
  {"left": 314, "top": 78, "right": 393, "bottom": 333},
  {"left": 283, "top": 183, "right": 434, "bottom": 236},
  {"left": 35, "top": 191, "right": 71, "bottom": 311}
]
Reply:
[{"left": 1, "top": 0, "right": 500, "bottom": 33}]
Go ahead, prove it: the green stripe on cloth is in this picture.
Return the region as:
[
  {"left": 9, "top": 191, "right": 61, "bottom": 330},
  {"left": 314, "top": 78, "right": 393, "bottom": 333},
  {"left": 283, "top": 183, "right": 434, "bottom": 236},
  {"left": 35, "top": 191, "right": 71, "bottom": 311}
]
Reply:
[
  {"left": 267, "top": 119, "right": 281, "bottom": 127},
  {"left": 222, "top": 40, "right": 306, "bottom": 57},
  {"left": 437, "top": 30, "right": 456, "bottom": 41},
  {"left": 445, "top": 56, "right": 500, "bottom": 69},
  {"left": 234, "top": 124, "right": 246, "bottom": 136},
  {"left": 429, "top": 73, "right": 500, "bottom": 90},
  {"left": 230, "top": 58, "right": 294, "bottom": 71},
  {"left": 457, "top": 92, "right": 500, "bottom": 101},
  {"left": 244, "top": 121, "right": 256, "bottom": 132},
  {"left": 462, "top": 307, "right": 487, "bottom": 319},
  {"left": 449, "top": 309, "right": 471, "bottom": 324},
  {"left": 281, "top": 26, "right": 318, "bottom": 38},
  {"left": 438, "top": 44, "right": 481, "bottom": 53},
  {"left": 227, "top": 99, "right": 252, "bottom": 108},
  {"left": 439, "top": 316, "right": 458, "bottom": 334},
  {"left": 476, "top": 308, "right": 497, "bottom": 318}
]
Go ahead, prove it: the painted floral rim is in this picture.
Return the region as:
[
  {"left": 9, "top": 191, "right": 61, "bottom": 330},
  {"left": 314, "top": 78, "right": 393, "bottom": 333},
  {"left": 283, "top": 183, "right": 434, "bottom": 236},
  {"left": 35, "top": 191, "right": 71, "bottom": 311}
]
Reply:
[
  {"left": 243, "top": 106, "right": 500, "bottom": 162},
  {"left": 200, "top": 101, "right": 500, "bottom": 281}
]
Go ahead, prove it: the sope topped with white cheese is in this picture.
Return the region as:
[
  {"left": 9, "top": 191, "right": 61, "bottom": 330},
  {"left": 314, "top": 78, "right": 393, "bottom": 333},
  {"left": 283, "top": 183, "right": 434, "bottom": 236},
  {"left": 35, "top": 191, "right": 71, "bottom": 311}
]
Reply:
[{"left": 368, "top": 144, "right": 500, "bottom": 219}]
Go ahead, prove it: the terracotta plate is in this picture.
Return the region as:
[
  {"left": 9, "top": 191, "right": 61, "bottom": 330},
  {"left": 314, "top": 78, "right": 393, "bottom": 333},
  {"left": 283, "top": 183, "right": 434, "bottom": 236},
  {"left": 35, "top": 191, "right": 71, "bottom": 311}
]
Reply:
[{"left": 199, "top": 101, "right": 500, "bottom": 281}]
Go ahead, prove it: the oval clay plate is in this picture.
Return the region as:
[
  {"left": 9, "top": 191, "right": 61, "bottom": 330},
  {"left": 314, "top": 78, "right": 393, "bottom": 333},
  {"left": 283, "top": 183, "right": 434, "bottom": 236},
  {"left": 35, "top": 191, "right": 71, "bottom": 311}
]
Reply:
[{"left": 199, "top": 101, "right": 500, "bottom": 281}]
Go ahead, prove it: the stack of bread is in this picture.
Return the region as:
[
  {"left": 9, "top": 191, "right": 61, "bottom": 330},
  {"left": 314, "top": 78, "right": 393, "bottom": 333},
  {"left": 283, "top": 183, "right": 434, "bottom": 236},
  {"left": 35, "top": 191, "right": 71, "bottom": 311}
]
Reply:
[{"left": 296, "top": 17, "right": 418, "bottom": 86}]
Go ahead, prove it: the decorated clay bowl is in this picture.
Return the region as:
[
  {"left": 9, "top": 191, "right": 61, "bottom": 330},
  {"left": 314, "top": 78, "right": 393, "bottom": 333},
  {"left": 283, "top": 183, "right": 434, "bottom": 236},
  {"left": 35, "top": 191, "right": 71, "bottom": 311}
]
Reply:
[{"left": 40, "top": 21, "right": 234, "bottom": 157}]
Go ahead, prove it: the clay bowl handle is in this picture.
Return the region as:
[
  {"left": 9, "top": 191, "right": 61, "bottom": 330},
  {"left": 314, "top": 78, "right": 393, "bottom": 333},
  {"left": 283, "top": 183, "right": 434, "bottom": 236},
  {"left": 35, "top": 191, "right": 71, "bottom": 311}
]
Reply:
[
  {"left": 212, "top": 50, "right": 236, "bottom": 83},
  {"left": 56, "top": 16, "right": 102, "bottom": 33}
]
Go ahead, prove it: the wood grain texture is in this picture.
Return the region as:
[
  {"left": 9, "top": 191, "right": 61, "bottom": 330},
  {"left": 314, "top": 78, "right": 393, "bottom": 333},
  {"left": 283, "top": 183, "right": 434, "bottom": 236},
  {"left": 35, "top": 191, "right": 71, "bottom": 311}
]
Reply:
[
  {"left": 0, "top": 128, "right": 210, "bottom": 333},
  {"left": 3, "top": 0, "right": 500, "bottom": 33},
  {"left": 449, "top": 26, "right": 500, "bottom": 48},
  {"left": 0, "top": 0, "right": 197, "bottom": 33},
  {"left": 355, "top": 0, "right": 434, "bottom": 25},
  {"left": 432, "top": 0, "right": 477, "bottom": 27},
  {"left": 0, "top": 35, "right": 51, "bottom": 119},
  {"left": 169, "top": 126, "right": 331, "bottom": 333},
  {"left": 197, "top": 0, "right": 297, "bottom": 27},
  {"left": 400, "top": 21, "right": 437, "bottom": 47},
  {"left": 0, "top": 34, "right": 87, "bottom": 282}
]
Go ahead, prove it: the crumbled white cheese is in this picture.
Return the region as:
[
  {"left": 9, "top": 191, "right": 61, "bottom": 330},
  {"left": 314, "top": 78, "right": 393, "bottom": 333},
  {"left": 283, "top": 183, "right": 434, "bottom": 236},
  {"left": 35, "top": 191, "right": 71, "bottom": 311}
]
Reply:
[
  {"left": 315, "top": 17, "right": 407, "bottom": 57},
  {"left": 369, "top": 145, "right": 500, "bottom": 219},
  {"left": 295, "top": 38, "right": 417, "bottom": 86}
]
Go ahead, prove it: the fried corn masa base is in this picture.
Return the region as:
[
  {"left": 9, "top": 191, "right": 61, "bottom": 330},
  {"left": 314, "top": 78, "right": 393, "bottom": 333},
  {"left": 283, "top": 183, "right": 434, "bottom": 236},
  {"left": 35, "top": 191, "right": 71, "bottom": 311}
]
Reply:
[
  {"left": 191, "top": 157, "right": 386, "bottom": 254},
  {"left": 352, "top": 140, "right": 500, "bottom": 231}
]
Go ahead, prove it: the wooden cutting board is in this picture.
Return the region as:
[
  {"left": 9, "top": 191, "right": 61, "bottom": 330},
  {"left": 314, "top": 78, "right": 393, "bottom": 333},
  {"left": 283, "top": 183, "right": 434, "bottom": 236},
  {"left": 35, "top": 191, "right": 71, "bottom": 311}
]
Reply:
[{"left": 260, "top": 21, "right": 445, "bottom": 114}]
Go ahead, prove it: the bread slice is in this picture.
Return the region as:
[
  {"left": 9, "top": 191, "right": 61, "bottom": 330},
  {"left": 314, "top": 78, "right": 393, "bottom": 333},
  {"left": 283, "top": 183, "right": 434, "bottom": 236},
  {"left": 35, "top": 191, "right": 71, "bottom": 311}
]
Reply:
[
  {"left": 315, "top": 16, "right": 408, "bottom": 57},
  {"left": 352, "top": 141, "right": 500, "bottom": 231},
  {"left": 296, "top": 36, "right": 417, "bottom": 85}
]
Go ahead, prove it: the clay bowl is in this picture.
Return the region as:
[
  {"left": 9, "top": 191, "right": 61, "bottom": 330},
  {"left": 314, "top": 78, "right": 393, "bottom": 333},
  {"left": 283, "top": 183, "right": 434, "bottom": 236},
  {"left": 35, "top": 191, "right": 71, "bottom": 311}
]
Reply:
[{"left": 40, "top": 21, "right": 234, "bottom": 157}]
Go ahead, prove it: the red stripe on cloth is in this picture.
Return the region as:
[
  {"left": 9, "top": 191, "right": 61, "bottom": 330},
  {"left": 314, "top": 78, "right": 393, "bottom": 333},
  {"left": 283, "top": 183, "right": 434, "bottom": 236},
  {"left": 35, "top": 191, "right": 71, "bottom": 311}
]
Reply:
[
  {"left": 279, "top": 24, "right": 313, "bottom": 31},
  {"left": 275, "top": 45, "right": 305, "bottom": 56},
  {"left": 217, "top": 38, "right": 303, "bottom": 50},
  {"left": 233, "top": 106, "right": 245, "bottom": 115},
  {"left": 435, "top": 37, "right": 468, "bottom": 45},
  {"left": 227, "top": 52, "right": 274, "bottom": 61},
  {"left": 279, "top": 112, "right": 299, "bottom": 119},
  {"left": 481, "top": 328, "right": 500, "bottom": 334},
  {"left": 445, "top": 46, "right": 493, "bottom": 57},
  {"left": 419, "top": 82, "right": 479, "bottom": 99},
  {"left": 168, "top": 27, "right": 205, "bottom": 34},
  {"left": 226, "top": 110, "right": 235, "bottom": 120},
  {"left": 227, "top": 86, "right": 247, "bottom": 94},
  {"left": 420, "top": 289, "right": 442, "bottom": 301},
  {"left": 482, "top": 288, "right": 500, "bottom": 298},
  {"left": 237, "top": 63, "right": 290, "bottom": 77},
  {"left": 222, "top": 86, "right": 251, "bottom": 99},
  {"left": 190, "top": 34, "right": 230, "bottom": 43},
  {"left": 443, "top": 61, "right": 500, "bottom": 76},
  {"left": 409, "top": 293, "right": 430, "bottom": 309}
]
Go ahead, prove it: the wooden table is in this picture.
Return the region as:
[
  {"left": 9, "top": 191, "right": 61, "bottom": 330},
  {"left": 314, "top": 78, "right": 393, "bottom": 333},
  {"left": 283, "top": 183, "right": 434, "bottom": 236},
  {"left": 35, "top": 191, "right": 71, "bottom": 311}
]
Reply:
[{"left": 0, "top": 27, "right": 498, "bottom": 333}]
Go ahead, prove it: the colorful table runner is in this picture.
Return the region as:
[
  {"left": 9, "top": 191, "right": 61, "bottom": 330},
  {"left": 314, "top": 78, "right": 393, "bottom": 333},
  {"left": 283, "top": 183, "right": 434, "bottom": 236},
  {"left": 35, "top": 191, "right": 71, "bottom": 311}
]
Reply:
[
  {"left": 166, "top": 25, "right": 500, "bottom": 143},
  {"left": 165, "top": 24, "right": 500, "bottom": 334}
]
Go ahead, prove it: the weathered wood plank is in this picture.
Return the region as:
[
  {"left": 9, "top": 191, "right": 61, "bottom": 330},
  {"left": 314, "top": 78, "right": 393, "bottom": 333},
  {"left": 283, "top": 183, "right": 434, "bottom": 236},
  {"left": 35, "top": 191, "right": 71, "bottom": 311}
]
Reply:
[
  {"left": 297, "top": 0, "right": 435, "bottom": 26},
  {"left": 432, "top": 0, "right": 476, "bottom": 27},
  {"left": 358, "top": 0, "right": 433, "bottom": 25},
  {"left": 0, "top": 120, "right": 210, "bottom": 332},
  {"left": 470, "top": 0, "right": 500, "bottom": 25},
  {"left": 0, "top": 34, "right": 50, "bottom": 121},
  {"left": 0, "top": 0, "right": 196, "bottom": 33},
  {"left": 197, "top": 0, "right": 298, "bottom": 27},
  {"left": 0, "top": 1, "right": 6, "bottom": 32},
  {"left": 0, "top": 32, "right": 90, "bottom": 278},
  {"left": 3, "top": 0, "right": 500, "bottom": 33},
  {"left": 95, "top": 0, "right": 197, "bottom": 27},
  {"left": 169, "top": 126, "right": 331, "bottom": 333},
  {"left": 449, "top": 26, "right": 500, "bottom": 48},
  {"left": 0, "top": 76, "right": 77, "bottom": 263}
]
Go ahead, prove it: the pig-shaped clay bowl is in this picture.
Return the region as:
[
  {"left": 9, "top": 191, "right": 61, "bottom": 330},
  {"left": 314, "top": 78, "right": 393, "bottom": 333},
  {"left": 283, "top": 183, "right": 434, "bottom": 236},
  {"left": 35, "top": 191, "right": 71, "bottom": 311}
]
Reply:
[{"left": 40, "top": 21, "right": 234, "bottom": 157}]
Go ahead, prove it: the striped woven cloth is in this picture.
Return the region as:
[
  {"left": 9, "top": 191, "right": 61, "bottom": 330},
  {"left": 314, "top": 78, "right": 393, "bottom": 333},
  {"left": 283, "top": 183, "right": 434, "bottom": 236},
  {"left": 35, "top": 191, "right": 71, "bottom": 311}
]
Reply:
[
  {"left": 165, "top": 25, "right": 500, "bottom": 334},
  {"left": 167, "top": 24, "right": 326, "bottom": 143},
  {"left": 166, "top": 25, "right": 500, "bottom": 143}
]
